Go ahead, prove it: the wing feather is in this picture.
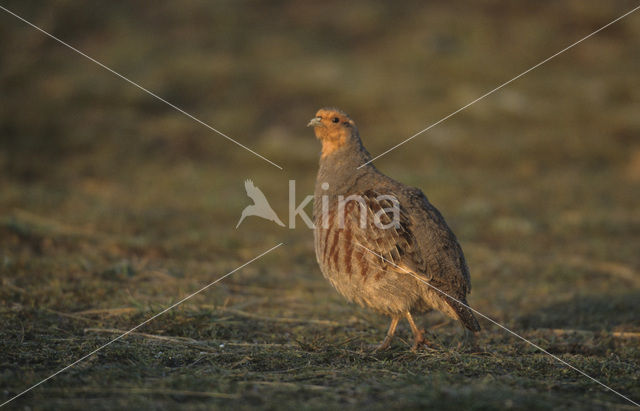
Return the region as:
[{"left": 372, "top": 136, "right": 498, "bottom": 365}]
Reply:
[{"left": 345, "top": 188, "right": 470, "bottom": 297}]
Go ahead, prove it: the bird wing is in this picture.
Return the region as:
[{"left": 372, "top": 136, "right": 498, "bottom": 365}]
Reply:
[
  {"left": 347, "top": 188, "right": 471, "bottom": 297},
  {"left": 404, "top": 187, "right": 471, "bottom": 294},
  {"left": 244, "top": 179, "right": 269, "bottom": 204}
]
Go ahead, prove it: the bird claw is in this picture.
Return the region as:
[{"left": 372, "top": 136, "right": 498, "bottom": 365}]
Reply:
[
  {"left": 374, "top": 340, "right": 392, "bottom": 352},
  {"left": 411, "top": 329, "right": 437, "bottom": 351}
]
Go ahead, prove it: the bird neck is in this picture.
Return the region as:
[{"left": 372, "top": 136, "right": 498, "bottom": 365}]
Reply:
[{"left": 316, "top": 135, "right": 377, "bottom": 196}]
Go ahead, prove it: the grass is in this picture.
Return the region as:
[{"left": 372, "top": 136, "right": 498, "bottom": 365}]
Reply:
[{"left": 1, "top": 1, "right": 640, "bottom": 409}]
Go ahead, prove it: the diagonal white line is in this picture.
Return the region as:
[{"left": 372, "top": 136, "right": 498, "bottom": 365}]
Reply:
[
  {"left": 358, "top": 4, "right": 640, "bottom": 169},
  {"left": 0, "top": 5, "right": 283, "bottom": 170},
  {"left": 355, "top": 243, "right": 640, "bottom": 408},
  {"left": 0, "top": 242, "right": 284, "bottom": 408}
]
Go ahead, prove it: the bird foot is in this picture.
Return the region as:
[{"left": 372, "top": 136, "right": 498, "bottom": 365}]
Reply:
[
  {"left": 411, "top": 330, "right": 437, "bottom": 351},
  {"left": 373, "top": 344, "right": 390, "bottom": 352},
  {"left": 374, "top": 339, "right": 392, "bottom": 352}
]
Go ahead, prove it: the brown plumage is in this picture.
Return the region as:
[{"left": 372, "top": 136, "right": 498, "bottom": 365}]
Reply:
[{"left": 309, "top": 107, "right": 480, "bottom": 350}]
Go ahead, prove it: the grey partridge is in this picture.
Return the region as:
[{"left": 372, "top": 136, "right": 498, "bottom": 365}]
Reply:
[{"left": 308, "top": 107, "right": 480, "bottom": 350}]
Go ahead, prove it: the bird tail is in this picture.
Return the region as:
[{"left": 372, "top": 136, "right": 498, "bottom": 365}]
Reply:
[
  {"left": 447, "top": 297, "right": 481, "bottom": 332},
  {"left": 272, "top": 215, "right": 286, "bottom": 227}
]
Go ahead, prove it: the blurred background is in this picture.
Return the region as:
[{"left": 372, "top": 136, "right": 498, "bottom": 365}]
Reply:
[{"left": 1, "top": 1, "right": 639, "bottom": 409}]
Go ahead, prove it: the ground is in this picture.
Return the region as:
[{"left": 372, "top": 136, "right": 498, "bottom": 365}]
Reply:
[{"left": 1, "top": 1, "right": 639, "bottom": 410}]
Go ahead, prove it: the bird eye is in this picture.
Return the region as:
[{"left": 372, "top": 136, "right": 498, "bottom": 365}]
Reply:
[{"left": 332, "top": 117, "right": 340, "bottom": 123}]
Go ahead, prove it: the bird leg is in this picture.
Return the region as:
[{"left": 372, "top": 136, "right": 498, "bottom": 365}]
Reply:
[
  {"left": 405, "top": 312, "right": 431, "bottom": 351},
  {"left": 375, "top": 315, "right": 400, "bottom": 351}
]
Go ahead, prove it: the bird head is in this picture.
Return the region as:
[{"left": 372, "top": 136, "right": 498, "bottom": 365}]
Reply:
[{"left": 307, "top": 107, "right": 358, "bottom": 158}]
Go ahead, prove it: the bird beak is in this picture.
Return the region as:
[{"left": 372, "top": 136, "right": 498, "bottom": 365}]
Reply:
[{"left": 307, "top": 117, "right": 323, "bottom": 127}]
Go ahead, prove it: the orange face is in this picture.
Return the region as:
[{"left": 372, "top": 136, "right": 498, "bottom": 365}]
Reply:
[{"left": 307, "top": 108, "right": 356, "bottom": 158}]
